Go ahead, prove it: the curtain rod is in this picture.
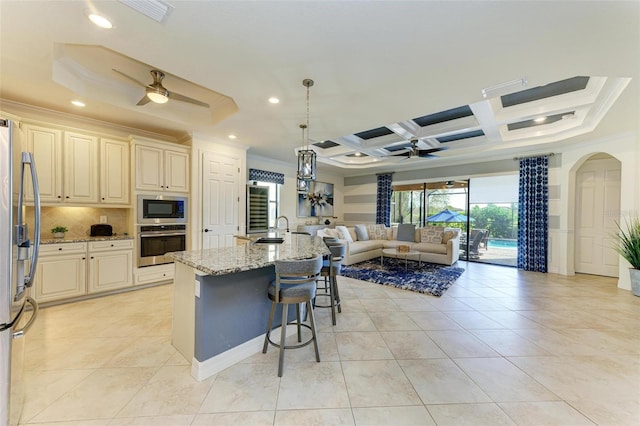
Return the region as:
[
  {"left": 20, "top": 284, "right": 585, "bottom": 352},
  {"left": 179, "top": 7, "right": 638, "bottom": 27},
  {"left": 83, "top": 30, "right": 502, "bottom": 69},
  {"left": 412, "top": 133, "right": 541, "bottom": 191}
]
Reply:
[{"left": 513, "top": 153, "right": 555, "bottom": 161}]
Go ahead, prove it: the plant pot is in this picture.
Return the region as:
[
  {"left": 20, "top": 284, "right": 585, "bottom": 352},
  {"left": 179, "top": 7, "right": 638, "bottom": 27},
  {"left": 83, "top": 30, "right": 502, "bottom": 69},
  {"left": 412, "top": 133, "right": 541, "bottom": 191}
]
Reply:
[
  {"left": 630, "top": 268, "right": 640, "bottom": 297},
  {"left": 53, "top": 232, "right": 65, "bottom": 239}
]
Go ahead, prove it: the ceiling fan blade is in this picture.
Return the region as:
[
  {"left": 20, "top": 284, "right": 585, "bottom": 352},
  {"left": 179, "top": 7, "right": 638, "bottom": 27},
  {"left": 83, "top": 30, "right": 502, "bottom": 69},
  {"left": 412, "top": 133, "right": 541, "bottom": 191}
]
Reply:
[
  {"left": 417, "top": 146, "right": 448, "bottom": 157},
  {"left": 167, "top": 91, "right": 209, "bottom": 108},
  {"left": 112, "top": 69, "right": 148, "bottom": 88},
  {"left": 136, "top": 95, "right": 151, "bottom": 106}
]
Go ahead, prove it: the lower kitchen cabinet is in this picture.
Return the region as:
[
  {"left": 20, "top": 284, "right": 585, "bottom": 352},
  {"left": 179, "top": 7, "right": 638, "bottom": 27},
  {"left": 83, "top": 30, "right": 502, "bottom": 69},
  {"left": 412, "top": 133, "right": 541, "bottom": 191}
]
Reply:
[
  {"left": 88, "top": 240, "right": 133, "bottom": 293},
  {"left": 34, "top": 239, "right": 135, "bottom": 303},
  {"left": 35, "top": 243, "right": 87, "bottom": 303},
  {"left": 134, "top": 263, "right": 175, "bottom": 286}
]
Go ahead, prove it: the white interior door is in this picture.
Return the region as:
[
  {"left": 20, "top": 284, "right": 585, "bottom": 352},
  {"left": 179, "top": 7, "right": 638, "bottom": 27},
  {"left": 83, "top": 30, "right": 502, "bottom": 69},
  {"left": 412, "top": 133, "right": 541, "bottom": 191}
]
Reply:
[
  {"left": 201, "top": 151, "right": 240, "bottom": 249},
  {"left": 575, "top": 157, "right": 621, "bottom": 277}
]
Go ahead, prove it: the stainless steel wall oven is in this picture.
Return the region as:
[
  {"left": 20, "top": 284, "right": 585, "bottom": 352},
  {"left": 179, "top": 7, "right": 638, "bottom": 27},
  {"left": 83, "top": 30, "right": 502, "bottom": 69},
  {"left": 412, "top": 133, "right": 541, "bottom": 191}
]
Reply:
[{"left": 137, "top": 224, "right": 186, "bottom": 267}]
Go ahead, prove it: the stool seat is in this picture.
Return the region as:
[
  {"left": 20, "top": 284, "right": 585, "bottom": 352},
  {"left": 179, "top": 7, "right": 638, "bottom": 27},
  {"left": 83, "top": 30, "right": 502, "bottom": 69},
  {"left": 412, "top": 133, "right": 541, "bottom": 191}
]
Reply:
[{"left": 268, "top": 281, "right": 316, "bottom": 301}]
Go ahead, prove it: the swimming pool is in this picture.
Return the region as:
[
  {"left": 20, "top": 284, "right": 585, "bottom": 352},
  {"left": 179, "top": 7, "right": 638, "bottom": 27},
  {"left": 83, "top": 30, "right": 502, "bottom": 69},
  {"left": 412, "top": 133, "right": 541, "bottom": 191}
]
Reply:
[{"left": 487, "top": 238, "right": 518, "bottom": 248}]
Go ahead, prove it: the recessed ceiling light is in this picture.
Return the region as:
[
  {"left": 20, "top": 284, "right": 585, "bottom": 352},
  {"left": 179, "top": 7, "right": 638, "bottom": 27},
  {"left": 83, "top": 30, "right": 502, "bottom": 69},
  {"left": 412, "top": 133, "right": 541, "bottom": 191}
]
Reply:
[
  {"left": 268, "top": 97, "right": 280, "bottom": 104},
  {"left": 534, "top": 117, "right": 547, "bottom": 123},
  {"left": 71, "top": 100, "right": 86, "bottom": 107},
  {"left": 88, "top": 12, "right": 113, "bottom": 29},
  {"left": 228, "top": 134, "right": 237, "bottom": 139},
  {"left": 354, "top": 152, "right": 362, "bottom": 157}
]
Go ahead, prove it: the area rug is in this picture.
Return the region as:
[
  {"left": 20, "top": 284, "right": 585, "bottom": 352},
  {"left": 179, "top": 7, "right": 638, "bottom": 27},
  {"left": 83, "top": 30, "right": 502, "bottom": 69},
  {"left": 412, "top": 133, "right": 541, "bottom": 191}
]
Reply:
[{"left": 340, "top": 258, "right": 464, "bottom": 297}]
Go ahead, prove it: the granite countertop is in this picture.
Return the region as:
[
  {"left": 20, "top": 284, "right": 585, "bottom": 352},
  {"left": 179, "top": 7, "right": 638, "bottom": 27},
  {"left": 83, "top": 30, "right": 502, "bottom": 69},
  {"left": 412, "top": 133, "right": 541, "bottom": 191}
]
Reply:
[
  {"left": 168, "top": 232, "right": 330, "bottom": 276},
  {"left": 41, "top": 235, "right": 134, "bottom": 244}
]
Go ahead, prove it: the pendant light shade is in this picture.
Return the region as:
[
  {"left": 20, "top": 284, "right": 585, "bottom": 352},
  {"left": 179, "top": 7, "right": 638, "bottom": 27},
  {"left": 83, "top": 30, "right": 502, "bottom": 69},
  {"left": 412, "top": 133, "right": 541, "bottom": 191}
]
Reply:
[{"left": 297, "top": 79, "right": 316, "bottom": 181}]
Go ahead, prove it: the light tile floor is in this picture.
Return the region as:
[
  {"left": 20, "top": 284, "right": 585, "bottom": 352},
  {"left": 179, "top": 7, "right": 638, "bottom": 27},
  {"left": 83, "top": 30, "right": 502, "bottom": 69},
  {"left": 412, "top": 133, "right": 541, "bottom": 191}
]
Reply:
[{"left": 19, "top": 261, "right": 640, "bottom": 425}]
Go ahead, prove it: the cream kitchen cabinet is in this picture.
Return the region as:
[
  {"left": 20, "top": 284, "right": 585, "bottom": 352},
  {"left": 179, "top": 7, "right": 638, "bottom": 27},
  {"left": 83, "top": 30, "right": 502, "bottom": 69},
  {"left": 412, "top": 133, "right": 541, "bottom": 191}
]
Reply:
[
  {"left": 34, "top": 243, "right": 87, "bottom": 303},
  {"left": 88, "top": 240, "right": 133, "bottom": 293},
  {"left": 64, "top": 132, "right": 99, "bottom": 203},
  {"left": 23, "top": 124, "right": 63, "bottom": 203},
  {"left": 23, "top": 122, "right": 130, "bottom": 205},
  {"left": 134, "top": 142, "right": 189, "bottom": 193},
  {"left": 100, "top": 138, "right": 130, "bottom": 204}
]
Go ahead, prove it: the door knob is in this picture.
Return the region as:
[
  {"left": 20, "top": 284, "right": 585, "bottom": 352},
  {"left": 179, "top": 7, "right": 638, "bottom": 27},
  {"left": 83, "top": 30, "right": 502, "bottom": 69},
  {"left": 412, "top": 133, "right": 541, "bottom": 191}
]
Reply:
[{"left": 203, "top": 228, "right": 210, "bottom": 232}]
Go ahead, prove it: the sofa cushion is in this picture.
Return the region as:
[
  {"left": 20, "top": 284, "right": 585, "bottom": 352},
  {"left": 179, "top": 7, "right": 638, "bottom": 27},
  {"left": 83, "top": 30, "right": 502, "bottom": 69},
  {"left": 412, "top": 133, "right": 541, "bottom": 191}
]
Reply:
[
  {"left": 323, "top": 228, "right": 341, "bottom": 239},
  {"left": 412, "top": 242, "right": 448, "bottom": 255},
  {"left": 349, "top": 240, "right": 383, "bottom": 254},
  {"left": 354, "top": 224, "right": 369, "bottom": 241},
  {"left": 420, "top": 226, "right": 444, "bottom": 243},
  {"left": 397, "top": 224, "right": 416, "bottom": 242},
  {"left": 367, "top": 224, "right": 388, "bottom": 240},
  {"left": 335, "top": 225, "right": 354, "bottom": 243},
  {"left": 442, "top": 228, "right": 460, "bottom": 244}
]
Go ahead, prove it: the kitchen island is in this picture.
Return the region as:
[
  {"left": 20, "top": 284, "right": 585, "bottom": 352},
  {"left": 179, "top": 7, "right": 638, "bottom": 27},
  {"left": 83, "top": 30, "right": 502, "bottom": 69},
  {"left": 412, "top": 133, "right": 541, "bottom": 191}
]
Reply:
[{"left": 168, "top": 233, "right": 329, "bottom": 380}]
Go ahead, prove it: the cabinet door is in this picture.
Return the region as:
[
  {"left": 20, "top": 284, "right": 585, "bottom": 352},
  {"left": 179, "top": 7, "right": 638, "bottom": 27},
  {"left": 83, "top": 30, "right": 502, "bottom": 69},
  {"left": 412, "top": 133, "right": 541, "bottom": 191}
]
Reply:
[
  {"left": 100, "top": 138, "right": 130, "bottom": 204},
  {"left": 23, "top": 124, "right": 63, "bottom": 202},
  {"left": 164, "top": 149, "right": 189, "bottom": 193},
  {"left": 64, "top": 132, "right": 99, "bottom": 203},
  {"left": 88, "top": 250, "right": 133, "bottom": 293},
  {"left": 135, "top": 144, "right": 164, "bottom": 191},
  {"left": 34, "top": 254, "right": 86, "bottom": 303}
]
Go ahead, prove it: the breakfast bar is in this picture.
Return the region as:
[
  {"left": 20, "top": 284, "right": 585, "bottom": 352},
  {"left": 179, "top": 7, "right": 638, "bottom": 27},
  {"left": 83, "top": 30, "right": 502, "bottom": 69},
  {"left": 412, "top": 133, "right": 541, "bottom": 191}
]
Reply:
[{"left": 168, "top": 233, "right": 329, "bottom": 380}]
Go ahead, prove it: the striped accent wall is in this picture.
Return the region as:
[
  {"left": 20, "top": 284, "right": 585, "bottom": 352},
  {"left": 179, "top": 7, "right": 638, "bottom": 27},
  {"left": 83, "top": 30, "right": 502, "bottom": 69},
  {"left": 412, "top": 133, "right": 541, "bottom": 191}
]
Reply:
[{"left": 342, "top": 181, "right": 377, "bottom": 225}]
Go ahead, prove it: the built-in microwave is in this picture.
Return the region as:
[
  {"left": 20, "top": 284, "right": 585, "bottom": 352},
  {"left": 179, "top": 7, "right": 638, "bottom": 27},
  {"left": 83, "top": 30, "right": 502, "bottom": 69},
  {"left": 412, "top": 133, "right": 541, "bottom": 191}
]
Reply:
[{"left": 137, "top": 195, "right": 187, "bottom": 224}]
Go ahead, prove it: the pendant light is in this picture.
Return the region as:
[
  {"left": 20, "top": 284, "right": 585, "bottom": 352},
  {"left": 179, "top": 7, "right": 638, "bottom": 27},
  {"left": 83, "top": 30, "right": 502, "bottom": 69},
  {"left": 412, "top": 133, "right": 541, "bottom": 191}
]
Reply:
[{"left": 297, "top": 78, "right": 317, "bottom": 181}]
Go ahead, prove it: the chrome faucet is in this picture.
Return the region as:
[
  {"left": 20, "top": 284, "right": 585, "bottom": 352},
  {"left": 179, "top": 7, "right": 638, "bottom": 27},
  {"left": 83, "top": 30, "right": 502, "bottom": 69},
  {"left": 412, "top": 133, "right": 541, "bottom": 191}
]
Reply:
[{"left": 276, "top": 215, "right": 290, "bottom": 232}]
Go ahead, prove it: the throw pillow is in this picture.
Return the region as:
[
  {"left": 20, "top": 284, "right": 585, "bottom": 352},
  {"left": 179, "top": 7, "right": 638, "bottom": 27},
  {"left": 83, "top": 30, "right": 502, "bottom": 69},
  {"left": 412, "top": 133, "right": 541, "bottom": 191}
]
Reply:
[
  {"left": 367, "top": 224, "right": 388, "bottom": 240},
  {"left": 335, "top": 225, "right": 354, "bottom": 243},
  {"left": 396, "top": 223, "right": 416, "bottom": 242},
  {"left": 442, "top": 228, "right": 460, "bottom": 244},
  {"left": 324, "top": 228, "right": 341, "bottom": 239},
  {"left": 354, "top": 224, "right": 369, "bottom": 241},
  {"left": 420, "top": 226, "right": 444, "bottom": 243}
]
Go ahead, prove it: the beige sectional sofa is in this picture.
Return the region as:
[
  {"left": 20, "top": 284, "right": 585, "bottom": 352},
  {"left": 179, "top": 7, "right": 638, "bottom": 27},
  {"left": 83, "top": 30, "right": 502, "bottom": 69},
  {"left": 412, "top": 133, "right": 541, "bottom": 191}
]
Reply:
[{"left": 319, "top": 224, "right": 461, "bottom": 266}]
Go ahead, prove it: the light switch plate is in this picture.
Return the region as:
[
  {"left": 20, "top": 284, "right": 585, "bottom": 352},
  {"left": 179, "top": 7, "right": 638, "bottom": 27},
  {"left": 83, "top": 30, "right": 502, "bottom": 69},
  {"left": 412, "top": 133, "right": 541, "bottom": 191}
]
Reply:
[{"left": 99, "top": 216, "right": 107, "bottom": 223}]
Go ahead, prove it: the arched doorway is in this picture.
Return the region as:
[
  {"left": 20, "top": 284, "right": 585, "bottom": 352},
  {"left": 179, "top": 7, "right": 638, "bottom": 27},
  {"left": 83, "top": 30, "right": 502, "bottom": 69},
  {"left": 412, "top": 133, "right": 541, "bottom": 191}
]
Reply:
[{"left": 574, "top": 153, "right": 621, "bottom": 277}]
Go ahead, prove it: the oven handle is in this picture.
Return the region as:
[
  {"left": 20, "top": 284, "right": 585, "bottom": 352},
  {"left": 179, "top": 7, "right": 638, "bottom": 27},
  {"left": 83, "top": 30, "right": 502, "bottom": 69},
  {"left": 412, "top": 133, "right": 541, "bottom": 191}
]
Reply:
[{"left": 139, "top": 232, "right": 186, "bottom": 238}]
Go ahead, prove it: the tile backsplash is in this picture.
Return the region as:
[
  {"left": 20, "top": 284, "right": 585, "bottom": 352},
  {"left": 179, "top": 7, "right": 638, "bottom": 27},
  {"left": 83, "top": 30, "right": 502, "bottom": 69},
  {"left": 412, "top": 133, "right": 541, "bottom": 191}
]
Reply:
[{"left": 26, "top": 206, "right": 132, "bottom": 239}]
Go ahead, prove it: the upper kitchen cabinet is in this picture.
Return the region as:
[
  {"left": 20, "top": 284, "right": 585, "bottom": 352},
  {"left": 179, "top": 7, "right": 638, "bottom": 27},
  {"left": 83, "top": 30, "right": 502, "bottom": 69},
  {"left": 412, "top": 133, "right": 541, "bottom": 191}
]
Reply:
[
  {"left": 133, "top": 140, "right": 189, "bottom": 193},
  {"left": 22, "top": 123, "right": 63, "bottom": 203},
  {"left": 22, "top": 122, "right": 130, "bottom": 206},
  {"left": 64, "top": 132, "right": 99, "bottom": 203},
  {"left": 100, "top": 138, "right": 130, "bottom": 204}
]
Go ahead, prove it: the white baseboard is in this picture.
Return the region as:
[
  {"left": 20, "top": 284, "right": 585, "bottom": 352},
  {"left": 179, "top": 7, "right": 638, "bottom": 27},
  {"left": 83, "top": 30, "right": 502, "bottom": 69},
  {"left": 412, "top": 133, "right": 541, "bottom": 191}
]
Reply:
[{"left": 190, "top": 325, "right": 298, "bottom": 381}]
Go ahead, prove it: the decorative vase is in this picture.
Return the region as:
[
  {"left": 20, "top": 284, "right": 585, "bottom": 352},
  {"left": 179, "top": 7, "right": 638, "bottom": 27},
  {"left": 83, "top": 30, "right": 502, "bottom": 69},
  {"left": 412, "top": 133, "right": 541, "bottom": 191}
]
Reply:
[
  {"left": 630, "top": 268, "right": 640, "bottom": 297},
  {"left": 310, "top": 205, "right": 316, "bottom": 217},
  {"left": 53, "top": 232, "right": 65, "bottom": 239}
]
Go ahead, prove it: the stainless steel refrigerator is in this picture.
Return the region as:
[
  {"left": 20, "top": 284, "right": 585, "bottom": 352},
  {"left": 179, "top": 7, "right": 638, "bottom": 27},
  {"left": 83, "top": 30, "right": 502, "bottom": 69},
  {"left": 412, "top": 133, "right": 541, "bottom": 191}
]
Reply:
[{"left": 0, "top": 118, "right": 41, "bottom": 426}]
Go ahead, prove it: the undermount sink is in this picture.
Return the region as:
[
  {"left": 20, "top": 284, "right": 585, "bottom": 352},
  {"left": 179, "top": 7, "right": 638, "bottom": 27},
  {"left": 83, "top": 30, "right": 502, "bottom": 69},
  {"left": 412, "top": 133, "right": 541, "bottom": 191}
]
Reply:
[{"left": 254, "top": 237, "right": 284, "bottom": 244}]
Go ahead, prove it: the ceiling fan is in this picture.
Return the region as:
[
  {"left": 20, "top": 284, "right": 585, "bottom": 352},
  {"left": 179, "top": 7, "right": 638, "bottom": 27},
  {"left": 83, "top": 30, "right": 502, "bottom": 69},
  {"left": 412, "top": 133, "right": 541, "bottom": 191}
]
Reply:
[
  {"left": 392, "top": 139, "right": 447, "bottom": 159},
  {"left": 112, "top": 69, "right": 210, "bottom": 108}
]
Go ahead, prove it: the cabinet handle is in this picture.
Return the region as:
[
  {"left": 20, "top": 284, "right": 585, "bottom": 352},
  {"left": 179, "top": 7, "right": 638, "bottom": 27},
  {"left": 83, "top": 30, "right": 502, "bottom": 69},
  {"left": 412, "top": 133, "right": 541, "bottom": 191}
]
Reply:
[
  {"left": 90, "top": 256, "right": 94, "bottom": 259},
  {"left": 57, "top": 195, "right": 61, "bottom": 199},
  {"left": 82, "top": 257, "right": 86, "bottom": 260},
  {"left": 65, "top": 196, "right": 69, "bottom": 199},
  {"left": 58, "top": 248, "right": 62, "bottom": 251},
  {"left": 110, "top": 244, "right": 114, "bottom": 247},
  {"left": 102, "top": 197, "right": 105, "bottom": 200}
]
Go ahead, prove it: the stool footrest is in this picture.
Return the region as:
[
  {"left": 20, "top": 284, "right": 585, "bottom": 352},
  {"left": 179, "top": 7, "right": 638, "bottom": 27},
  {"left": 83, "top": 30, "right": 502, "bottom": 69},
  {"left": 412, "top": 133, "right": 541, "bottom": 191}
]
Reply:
[{"left": 265, "top": 322, "right": 315, "bottom": 350}]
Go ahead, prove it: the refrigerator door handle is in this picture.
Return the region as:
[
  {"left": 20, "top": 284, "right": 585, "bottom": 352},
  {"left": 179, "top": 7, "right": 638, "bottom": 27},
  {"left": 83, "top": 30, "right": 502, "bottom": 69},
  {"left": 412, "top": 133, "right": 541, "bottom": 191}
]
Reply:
[
  {"left": 17, "top": 152, "right": 41, "bottom": 288},
  {"left": 12, "top": 297, "right": 39, "bottom": 339}
]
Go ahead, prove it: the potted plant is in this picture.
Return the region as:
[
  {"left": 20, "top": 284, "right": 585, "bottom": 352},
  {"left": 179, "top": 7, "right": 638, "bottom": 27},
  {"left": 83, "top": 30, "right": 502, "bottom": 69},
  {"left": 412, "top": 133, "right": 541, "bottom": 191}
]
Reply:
[
  {"left": 51, "top": 225, "right": 68, "bottom": 239},
  {"left": 615, "top": 217, "right": 640, "bottom": 296}
]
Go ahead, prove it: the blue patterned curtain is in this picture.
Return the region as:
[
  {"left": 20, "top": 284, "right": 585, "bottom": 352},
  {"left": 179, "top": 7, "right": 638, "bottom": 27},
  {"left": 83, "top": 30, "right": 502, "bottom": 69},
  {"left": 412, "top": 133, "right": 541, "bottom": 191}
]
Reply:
[
  {"left": 376, "top": 173, "right": 393, "bottom": 226},
  {"left": 517, "top": 156, "right": 548, "bottom": 272},
  {"left": 248, "top": 168, "right": 284, "bottom": 185}
]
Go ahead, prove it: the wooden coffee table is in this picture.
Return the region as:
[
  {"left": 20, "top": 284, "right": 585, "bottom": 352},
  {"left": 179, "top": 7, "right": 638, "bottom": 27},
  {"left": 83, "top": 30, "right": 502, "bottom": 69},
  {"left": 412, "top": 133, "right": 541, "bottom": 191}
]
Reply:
[{"left": 381, "top": 248, "right": 421, "bottom": 270}]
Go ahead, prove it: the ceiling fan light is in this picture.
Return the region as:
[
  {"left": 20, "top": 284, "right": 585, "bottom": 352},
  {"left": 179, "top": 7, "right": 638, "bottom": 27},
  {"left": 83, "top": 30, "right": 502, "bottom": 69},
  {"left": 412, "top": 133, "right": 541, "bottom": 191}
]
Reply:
[
  {"left": 147, "top": 90, "right": 169, "bottom": 104},
  {"left": 88, "top": 13, "right": 113, "bottom": 29}
]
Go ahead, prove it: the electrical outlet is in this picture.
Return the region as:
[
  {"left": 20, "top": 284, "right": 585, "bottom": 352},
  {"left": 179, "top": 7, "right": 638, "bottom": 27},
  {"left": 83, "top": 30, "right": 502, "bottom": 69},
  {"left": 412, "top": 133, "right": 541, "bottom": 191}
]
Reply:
[{"left": 99, "top": 215, "right": 107, "bottom": 223}]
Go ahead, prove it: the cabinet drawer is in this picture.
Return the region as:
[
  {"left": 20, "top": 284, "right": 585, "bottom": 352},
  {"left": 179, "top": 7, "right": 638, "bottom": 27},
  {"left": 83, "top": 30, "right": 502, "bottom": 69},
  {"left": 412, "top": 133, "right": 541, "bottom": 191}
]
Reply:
[
  {"left": 134, "top": 264, "right": 175, "bottom": 285},
  {"left": 40, "top": 242, "right": 87, "bottom": 256},
  {"left": 89, "top": 239, "right": 134, "bottom": 252}
]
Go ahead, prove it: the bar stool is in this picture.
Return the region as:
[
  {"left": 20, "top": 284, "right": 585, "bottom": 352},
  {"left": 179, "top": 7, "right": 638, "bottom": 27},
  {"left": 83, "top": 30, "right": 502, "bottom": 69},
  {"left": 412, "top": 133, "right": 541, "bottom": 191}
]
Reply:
[
  {"left": 318, "top": 237, "right": 339, "bottom": 293},
  {"left": 316, "top": 242, "right": 346, "bottom": 325},
  {"left": 262, "top": 255, "right": 323, "bottom": 377}
]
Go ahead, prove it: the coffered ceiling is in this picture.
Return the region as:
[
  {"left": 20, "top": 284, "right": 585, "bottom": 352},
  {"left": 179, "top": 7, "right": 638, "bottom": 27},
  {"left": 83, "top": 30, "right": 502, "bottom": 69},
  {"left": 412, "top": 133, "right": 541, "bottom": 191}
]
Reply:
[{"left": 0, "top": 1, "right": 638, "bottom": 176}]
